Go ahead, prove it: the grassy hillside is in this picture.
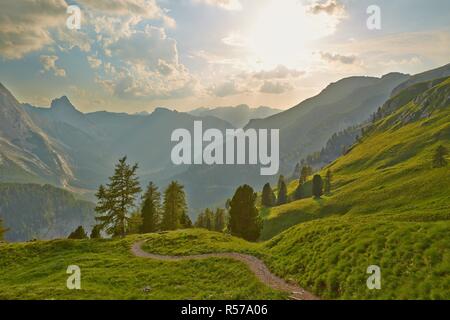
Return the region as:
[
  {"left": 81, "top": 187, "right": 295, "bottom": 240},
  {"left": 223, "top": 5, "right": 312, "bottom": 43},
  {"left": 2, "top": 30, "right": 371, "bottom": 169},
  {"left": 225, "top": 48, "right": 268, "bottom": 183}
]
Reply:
[
  {"left": 262, "top": 77, "right": 450, "bottom": 239},
  {"left": 253, "top": 78, "right": 450, "bottom": 299},
  {"left": 0, "top": 233, "right": 285, "bottom": 300}
]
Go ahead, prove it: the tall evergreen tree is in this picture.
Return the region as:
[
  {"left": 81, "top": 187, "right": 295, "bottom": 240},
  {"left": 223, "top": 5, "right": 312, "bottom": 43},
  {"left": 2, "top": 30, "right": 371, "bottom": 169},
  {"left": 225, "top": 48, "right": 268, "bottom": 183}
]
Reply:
[
  {"left": 68, "top": 226, "right": 88, "bottom": 239},
  {"left": 195, "top": 211, "right": 206, "bottom": 228},
  {"left": 127, "top": 212, "right": 143, "bottom": 235},
  {"left": 90, "top": 225, "right": 102, "bottom": 239},
  {"left": 214, "top": 208, "right": 227, "bottom": 232},
  {"left": 0, "top": 219, "right": 7, "bottom": 241},
  {"left": 161, "top": 181, "right": 187, "bottom": 231},
  {"left": 432, "top": 145, "right": 448, "bottom": 168},
  {"left": 312, "top": 174, "right": 324, "bottom": 198},
  {"left": 228, "top": 185, "right": 261, "bottom": 241},
  {"left": 204, "top": 208, "right": 214, "bottom": 230},
  {"left": 324, "top": 169, "right": 332, "bottom": 194},
  {"left": 261, "top": 183, "right": 276, "bottom": 207},
  {"left": 277, "top": 176, "right": 288, "bottom": 205},
  {"left": 95, "top": 156, "right": 142, "bottom": 238},
  {"left": 141, "top": 182, "right": 161, "bottom": 233},
  {"left": 300, "top": 166, "right": 312, "bottom": 184},
  {"left": 180, "top": 211, "right": 193, "bottom": 228},
  {"left": 294, "top": 181, "right": 304, "bottom": 200}
]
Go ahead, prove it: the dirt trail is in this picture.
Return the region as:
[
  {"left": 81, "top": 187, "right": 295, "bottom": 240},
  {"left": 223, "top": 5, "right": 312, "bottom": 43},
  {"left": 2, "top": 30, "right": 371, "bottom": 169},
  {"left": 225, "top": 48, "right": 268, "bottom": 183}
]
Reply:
[{"left": 131, "top": 241, "right": 319, "bottom": 300}]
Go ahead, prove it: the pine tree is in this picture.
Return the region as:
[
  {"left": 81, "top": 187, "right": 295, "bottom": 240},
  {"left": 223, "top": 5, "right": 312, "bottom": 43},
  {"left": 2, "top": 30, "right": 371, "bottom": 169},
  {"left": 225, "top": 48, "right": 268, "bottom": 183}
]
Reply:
[
  {"left": 0, "top": 219, "right": 7, "bottom": 241},
  {"left": 68, "top": 226, "right": 88, "bottom": 239},
  {"left": 95, "top": 157, "right": 142, "bottom": 238},
  {"left": 214, "top": 208, "right": 226, "bottom": 232},
  {"left": 204, "top": 208, "right": 214, "bottom": 230},
  {"left": 277, "top": 176, "right": 288, "bottom": 205},
  {"left": 180, "top": 211, "right": 193, "bottom": 228},
  {"left": 195, "top": 211, "right": 206, "bottom": 228},
  {"left": 324, "top": 170, "right": 332, "bottom": 194},
  {"left": 141, "top": 182, "right": 161, "bottom": 233},
  {"left": 432, "top": 145, "right": 448, "bottom": 168},
  {"left": 261, "top": 183, "right": 276, "bottom": 207},
  {"left": 127, "top": 212, "right": 143, "bottom": 235},
  {"left": 294, "top": 181, "right": 303, "bottom": 200},
  {"left": 299, "top": 166, "right": 309, "bottom": 184},
  {"left": 312, "top": 174, "right": 324, "bottom": 198},
  {"left": 90, "top": 225, "right": 102, "bottom": 239},
  {"left": 228, "top": 185, "right": 261, "bottom": 241},
  {"left": 161, "top": 181, "right": 187, "bottom": 231}
]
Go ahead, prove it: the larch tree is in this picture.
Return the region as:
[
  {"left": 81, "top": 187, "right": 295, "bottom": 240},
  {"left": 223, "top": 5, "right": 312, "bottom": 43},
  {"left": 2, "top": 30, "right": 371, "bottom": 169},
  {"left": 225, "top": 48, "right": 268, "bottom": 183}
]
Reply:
[
  {"left": 141, "top": 182, "right": 161, "bottom": 233},
  {"left": 432, "top": 145, "right": 448, "bottom": 168},
  {"left": 161, "top": 181, "right": 187, "bottom": 231},
  {"left": 95, "top": 156, "right": 142, "bottom": 238},
  {"left": 312, "top": 174, "right": 324, "bottom": 198}
]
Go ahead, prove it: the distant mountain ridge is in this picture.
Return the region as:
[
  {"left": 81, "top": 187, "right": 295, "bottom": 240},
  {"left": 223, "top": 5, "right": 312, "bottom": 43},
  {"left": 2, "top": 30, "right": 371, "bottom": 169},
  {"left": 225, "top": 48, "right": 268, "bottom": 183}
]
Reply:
[{"left": 189, "top": 104, "right": 281, "bottom": 128}]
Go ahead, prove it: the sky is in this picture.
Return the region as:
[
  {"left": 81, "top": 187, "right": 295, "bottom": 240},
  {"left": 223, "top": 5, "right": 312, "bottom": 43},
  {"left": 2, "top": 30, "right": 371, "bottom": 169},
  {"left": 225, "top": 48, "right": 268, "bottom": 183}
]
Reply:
[{"left": 0, "top": 0, "right": 449, "bottom": 113}]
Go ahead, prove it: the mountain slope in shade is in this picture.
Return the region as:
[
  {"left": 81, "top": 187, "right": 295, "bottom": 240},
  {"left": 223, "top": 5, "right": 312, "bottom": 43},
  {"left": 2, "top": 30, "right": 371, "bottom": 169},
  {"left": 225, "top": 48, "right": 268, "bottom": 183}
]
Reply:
[
  {"left": 0, "top": 183, "right": 95, "bottom": 242},
  {"left": 0, "top": 83, "right": 73, "bottom": 186},
  {"left": 189, "top": 104, "right": 281, "bottom": 128},
  {"left": 391, "top": 63, "right": 450, "bottom": 97},
  {"left": 173, "top": 73, "right": 410, "bottom": 212}
]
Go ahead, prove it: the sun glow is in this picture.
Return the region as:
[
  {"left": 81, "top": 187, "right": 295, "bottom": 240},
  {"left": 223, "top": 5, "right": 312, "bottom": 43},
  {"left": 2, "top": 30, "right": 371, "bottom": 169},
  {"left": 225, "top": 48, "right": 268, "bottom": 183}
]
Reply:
[{"left": 249, "top": 0, "right": 341, "bottom": 69}]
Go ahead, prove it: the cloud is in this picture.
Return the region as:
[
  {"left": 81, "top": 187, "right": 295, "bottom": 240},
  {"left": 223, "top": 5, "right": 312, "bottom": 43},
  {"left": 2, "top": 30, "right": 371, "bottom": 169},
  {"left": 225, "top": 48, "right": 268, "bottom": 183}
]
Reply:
[
  {"left": 40, "top": 55, "right": 66, "bottom": 77},
  {"left": 96, "top": 26, "right": 197, "bottom": 100},
  {"left": 0, "top": 0, "right": 67, "bottom": 59},
  {"left": 193, "top": 0, "right": 242, "bottom": 11},
  {"left": 208, "top": 80, "right": 244, "bottom": 97},
  {"left": 320, "top": 52, "right": 357, "bottom": 64},
  {"left": 252, "top": 65, "right": 305, "bottom": 80},
  {"left": 309, "top": 0, "right": 346, "bottom": 16},
  {"left": 78, "top": 0, "right": 176, "bottom": 27},
  {"left": 259, "top": 80, "right": 293, "bottom": 94},
  {"left": 87, "top": 55, "right": 102, "bottom": 69}
]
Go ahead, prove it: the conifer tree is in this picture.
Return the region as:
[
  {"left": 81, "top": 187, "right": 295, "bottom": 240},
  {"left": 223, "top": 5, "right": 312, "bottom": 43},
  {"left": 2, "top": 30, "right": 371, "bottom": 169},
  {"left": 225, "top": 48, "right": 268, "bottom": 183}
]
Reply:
[
  {"left": 141, "top": 182, "right": 161, "bottom": 233},
  {"left": 0, "top": 219, "right": 7, "bottom": 241},
  {"left": 161, "top": 181, "right": 187, "bottom": 231},
  {"left": 294, "top": 181, "right": 304, "bottom": 200},
  {"left": 127, "top": 212, "right": 143, "bottom": 235},
  {"left": 433, "top": 145, "right": 448, "bottom": 168},
  {"left": 312, "top": 174, "right": 324, "bottom": 198},
  {"left": 90, "top": 225, "right": 102, "bottom": 239},
  {"left": 277, "top": 176, "right": 288, "bottom": 205},
  {"left": 95, "top": 157, "right": 142, "bottom": 238},
  {"left": 261, "top": 183, "right": 276, "bottom": 207},
  {"left": 228, "top": 185, "right": 261, "bottom": 241},
  {"left": 68, "top": 226, "right": 88, "bottom": 239},
  {"left": 180, "top": 211, "right": 193, "bottom": 228},
  {"left": 214, "top": 208, "right": 226, "bottom": 232}
]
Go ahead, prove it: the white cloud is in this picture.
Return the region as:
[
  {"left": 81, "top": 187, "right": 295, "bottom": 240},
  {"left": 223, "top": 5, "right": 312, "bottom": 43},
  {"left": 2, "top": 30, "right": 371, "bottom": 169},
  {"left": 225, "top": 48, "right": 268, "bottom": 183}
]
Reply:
[
  {"left": 252, "top": 65, "right": 305, "bottom": 80},
  {"left": 0, "top": 0, "right": 67, "bottom": 59},
  {"left": 78, "top": 0, "right": 176, "bottom": 27},
  {"left": 193, "top": 0, "right": 242, "bottom": 11},
  {"left": 40, "top": 55, "right": 66, "bottom": 77},
  {"left": 320, "top": 52, "right": 357, "bottom": 65},
  {"left": 96, "top": 26, "right": 197, "bottom": 100},
  {"left": 208, "top": 80, "right": 244, "bottom": 97},
  {"left": 87, "top": 55, "right": 102, "bottom": 69},
  {"left": 308, "top": 0, "right": 346, "bottom": 16},
  {"left": 259, "top": 80, "right": 293, "bottom": 94}
]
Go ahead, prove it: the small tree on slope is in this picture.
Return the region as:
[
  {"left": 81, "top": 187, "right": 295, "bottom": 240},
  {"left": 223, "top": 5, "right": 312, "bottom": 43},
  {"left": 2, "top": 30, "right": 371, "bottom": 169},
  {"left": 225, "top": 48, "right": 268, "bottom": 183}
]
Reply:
[{"left": 95, "top": 156, "right": 142, "bottom": 238}]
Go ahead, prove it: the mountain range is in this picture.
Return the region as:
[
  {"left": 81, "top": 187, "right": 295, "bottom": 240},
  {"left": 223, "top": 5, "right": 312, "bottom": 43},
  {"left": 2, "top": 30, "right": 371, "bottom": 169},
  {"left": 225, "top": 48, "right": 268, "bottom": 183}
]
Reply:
[{"left": 1, "top": 63, "right": 450, "bottom": 222}]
